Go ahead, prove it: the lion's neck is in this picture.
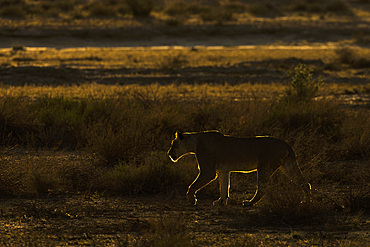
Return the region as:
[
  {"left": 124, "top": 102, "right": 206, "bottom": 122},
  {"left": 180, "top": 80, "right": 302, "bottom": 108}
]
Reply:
[{"left": 185, "top": 134, "right": 198, "bottom": 154}]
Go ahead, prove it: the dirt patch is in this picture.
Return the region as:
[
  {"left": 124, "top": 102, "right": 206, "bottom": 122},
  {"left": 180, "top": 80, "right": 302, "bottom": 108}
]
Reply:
[{"left": 0, "top": 195, "right": 368, "bottom": 246}]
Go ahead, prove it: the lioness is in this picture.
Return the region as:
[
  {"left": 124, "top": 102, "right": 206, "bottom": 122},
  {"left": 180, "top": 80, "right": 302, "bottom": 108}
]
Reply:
[{"left": 168, "top": 131, "right": 311, "bottom": 206}]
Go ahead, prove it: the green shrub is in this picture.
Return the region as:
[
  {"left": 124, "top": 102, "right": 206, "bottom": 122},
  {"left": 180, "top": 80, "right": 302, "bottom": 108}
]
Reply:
[{"left": 283, "top": 64, "right": 323, "bottom": 104}]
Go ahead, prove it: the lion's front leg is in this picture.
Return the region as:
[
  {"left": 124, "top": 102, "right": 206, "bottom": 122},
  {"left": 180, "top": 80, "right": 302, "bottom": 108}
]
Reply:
[
  {"left": 186, "top": 191, "right": 197, "bottom": 205},
  {"left": 187, "top": 170, "right": 217, "bottom": 205}
]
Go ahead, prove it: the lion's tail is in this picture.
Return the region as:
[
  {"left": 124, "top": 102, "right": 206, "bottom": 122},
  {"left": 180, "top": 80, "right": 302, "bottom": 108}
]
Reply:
[{"left": 281, "top": 146, "right": 312, "bottom": 195}]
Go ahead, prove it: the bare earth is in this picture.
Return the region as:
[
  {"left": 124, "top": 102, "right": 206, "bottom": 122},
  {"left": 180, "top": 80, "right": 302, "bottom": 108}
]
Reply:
[{"left": 1, "top": 194, "right": 369, "bottom": 246}]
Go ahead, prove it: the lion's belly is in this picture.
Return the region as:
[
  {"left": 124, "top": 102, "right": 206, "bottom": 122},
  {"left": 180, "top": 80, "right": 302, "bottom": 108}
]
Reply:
[{"left": 217, "top": 161, "right": 258, "bottom": 173}]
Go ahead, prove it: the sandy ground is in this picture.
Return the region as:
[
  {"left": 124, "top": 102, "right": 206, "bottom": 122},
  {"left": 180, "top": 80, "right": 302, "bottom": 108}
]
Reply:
[{"left": 0, "top": 194, "right": 369, "bottom": 246}]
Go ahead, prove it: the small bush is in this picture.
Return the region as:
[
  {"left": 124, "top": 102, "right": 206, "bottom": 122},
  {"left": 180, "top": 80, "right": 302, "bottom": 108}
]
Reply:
[{"left": 283, "top": 64, "right": 323, "bottom": 104}]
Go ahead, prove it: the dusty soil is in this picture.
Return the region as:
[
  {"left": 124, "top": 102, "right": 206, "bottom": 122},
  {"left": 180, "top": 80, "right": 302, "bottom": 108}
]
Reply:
[{"left": 0, "top": 194, "right": 369, "bottom": 246}]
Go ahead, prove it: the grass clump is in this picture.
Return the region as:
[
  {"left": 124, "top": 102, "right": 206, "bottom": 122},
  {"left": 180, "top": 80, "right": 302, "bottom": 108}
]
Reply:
[{"left": 97, "top": 151, "right": 195, "bottom": 195}]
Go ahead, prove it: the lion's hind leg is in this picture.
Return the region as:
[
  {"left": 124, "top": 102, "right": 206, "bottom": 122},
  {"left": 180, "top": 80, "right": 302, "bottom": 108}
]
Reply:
[
  {"left": 213, "top": 171, "right": 230, "bottom": 206},
  {"left": 243, "top": 163, "right": 277, "bottom": 207}
]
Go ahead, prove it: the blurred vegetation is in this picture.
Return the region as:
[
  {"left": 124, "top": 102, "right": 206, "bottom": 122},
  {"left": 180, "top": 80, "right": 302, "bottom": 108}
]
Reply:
[{"left": 0, "top": 0, "right": 363, "bottom": 21}]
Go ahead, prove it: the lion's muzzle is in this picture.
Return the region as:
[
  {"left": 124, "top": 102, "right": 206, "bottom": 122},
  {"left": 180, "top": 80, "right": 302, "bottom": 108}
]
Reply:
[
  {"left": 168, "top": 149, "right": 178, "bottom": 162},
  {"left": 168, "top": 153, "right": 178, "bottom": 162}
]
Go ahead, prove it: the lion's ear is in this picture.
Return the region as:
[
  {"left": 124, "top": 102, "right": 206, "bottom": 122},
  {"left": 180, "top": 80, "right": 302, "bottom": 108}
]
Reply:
[{"left": 175, "top": 131, "right": 184, "bottom": 140}]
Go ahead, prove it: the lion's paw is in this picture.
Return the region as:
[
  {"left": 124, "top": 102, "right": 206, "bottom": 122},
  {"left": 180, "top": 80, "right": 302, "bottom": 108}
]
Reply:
[
  {"left": 213, "top": 198, "right": 227, "bottom": 206},
  {"left": 242, "top": 200, "right": 254, "bottom": 207},
  {"left": 186, "top": 193, "right": 197, "bottom": 205}
]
